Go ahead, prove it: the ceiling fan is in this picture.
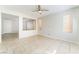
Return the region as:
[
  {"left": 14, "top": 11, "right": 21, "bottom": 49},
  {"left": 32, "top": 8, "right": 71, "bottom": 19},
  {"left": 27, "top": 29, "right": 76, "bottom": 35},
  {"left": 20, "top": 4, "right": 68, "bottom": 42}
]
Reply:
[{"left": 32, "top": 5, "right": 48, "bottom": 14}]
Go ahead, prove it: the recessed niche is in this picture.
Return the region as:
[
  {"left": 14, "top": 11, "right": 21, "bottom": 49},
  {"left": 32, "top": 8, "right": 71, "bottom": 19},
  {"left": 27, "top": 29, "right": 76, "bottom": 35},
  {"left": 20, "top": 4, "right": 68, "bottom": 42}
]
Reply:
[{"left": 23, "top": 18, "right": 36, "bottom": 30}]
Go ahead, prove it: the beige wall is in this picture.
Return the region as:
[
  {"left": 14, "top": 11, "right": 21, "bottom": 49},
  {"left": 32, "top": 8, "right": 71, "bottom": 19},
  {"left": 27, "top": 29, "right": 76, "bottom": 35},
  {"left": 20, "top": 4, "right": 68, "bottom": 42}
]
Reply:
[
  {"left": 39, "top": 7, "right": 79, "bottom": 44},
  {"left": 0, "top": 6, "right": 38, "bottom": 42},
  {"left": 0, "top": 10, "right": 1, "bottom": 43}
]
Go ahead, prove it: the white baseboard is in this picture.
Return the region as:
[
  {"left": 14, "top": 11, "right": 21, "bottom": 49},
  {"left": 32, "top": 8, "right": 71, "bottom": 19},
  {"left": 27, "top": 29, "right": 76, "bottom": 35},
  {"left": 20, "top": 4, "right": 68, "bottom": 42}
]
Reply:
[
  {"left": 19, "top": 33, "right": 38, "bottom": 40},
  {"left": 38, "top": 33, "right": 78, "bottom": 45}
]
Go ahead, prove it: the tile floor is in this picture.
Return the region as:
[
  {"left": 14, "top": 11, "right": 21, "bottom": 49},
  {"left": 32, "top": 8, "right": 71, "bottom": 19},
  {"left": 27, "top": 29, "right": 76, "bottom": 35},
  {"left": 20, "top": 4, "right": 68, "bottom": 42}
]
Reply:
[{"left": 0, "top": 35, "right": 79, "bottom": 54}]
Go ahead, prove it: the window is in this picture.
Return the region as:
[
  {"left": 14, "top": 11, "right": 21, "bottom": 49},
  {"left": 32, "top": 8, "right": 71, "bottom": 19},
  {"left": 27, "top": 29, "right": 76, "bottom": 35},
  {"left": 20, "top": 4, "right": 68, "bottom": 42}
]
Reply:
[
  {"left": 63, "top": 15, "right": 73, "bottom": 33},
  {"left": 23, "top": 18, "right": 36, "bottom": 30}
]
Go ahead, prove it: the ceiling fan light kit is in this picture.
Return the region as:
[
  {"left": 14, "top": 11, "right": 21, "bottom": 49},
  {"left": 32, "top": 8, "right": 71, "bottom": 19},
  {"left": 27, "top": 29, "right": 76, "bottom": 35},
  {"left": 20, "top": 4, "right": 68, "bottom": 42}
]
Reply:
[{"left": 32, "top": 5, "right": 48, "bottom": 14}]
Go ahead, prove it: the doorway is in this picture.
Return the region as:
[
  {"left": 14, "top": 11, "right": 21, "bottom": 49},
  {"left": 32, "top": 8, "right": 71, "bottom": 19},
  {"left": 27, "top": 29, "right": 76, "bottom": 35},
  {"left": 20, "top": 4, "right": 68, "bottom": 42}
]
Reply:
[{"left": 1, "top": 13, "right": 19, "bottom": 41}]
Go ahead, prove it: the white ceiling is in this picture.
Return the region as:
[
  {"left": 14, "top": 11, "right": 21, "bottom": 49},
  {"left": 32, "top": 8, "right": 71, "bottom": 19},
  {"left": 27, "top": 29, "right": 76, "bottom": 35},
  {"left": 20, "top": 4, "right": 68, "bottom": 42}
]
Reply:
[
  {"left": 2, "top": 13, "right": 19, "bottom": 20},
  {"left": 1, "top": 5, "right": 78, "bottom": 19}
]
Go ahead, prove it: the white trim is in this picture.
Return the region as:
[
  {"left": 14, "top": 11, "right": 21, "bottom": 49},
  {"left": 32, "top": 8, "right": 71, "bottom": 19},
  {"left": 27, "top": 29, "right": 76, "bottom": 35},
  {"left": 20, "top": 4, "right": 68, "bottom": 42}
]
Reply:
[{"left": 38, "top": 33, "right": 79, "bottom": 45}]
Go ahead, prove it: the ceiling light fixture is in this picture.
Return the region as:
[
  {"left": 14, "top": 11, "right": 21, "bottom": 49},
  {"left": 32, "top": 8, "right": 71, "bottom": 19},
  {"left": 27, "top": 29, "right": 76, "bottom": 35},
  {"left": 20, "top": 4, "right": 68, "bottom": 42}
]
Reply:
[{"left": 32, "top": 5, "right": 48, "bottom": 14}]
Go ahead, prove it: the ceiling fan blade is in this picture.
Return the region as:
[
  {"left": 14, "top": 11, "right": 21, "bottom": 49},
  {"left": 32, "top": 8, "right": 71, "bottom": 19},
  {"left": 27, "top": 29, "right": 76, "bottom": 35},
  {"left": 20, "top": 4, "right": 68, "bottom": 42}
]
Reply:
[
  {"left": 32, "top": 9, "right": 48, "bottom": 12},
  {"left": 41, "top": 9, "right": 48, "bottom": 11},
  {"left": 32, "top": 10, "right": 37, "bottom": 12},
  {"left": 32, "top": 10, "right": 39, "bottom": 12}
]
